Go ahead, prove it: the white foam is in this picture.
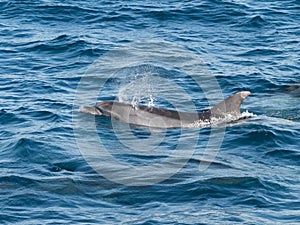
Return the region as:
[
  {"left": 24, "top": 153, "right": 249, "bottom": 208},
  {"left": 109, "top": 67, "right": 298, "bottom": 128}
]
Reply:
[
  {"left": 240, "top": 110, "right": 256, "bottom": 119},
  {"left": 188, "top": 110, "right": 256, "bottom": 128}
]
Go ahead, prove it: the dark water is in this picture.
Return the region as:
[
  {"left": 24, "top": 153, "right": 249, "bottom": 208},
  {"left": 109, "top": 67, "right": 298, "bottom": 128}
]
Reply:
[{"left": 1, "top": 0, "right": 300, "bottom": 224}]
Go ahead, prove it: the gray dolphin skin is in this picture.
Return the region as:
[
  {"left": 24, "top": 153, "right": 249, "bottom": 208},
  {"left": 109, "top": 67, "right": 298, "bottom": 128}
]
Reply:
[
  {"left": 287, "top": 84, "right": 300, "bottom": 97},
  {"left": 80, "top": 91, "right": 251, "bottom": 128}
]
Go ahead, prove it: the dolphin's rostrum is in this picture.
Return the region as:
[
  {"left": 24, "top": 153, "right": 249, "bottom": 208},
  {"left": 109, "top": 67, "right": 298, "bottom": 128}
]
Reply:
[{"left": 80, "top": 91, "right": 251, "bottom": 128}]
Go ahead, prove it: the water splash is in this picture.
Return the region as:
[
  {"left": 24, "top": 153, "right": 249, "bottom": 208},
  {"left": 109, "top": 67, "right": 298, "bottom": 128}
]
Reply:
[
  {"left": 147, "top": 94, "right": 155, "bottom": 108},
  {"left": 188, "top": 110, "right": 256, "bottom": 128},
  {"left": 119, "top": 75, "right": 157, "bottom": 108}
]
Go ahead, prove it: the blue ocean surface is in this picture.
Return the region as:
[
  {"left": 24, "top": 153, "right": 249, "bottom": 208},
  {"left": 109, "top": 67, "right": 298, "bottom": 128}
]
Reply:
[{"left": 1, "top": 0, "right": 299, "bottom": 224}]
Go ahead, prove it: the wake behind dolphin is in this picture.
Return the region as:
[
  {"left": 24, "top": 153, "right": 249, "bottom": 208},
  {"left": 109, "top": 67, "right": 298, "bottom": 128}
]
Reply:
[{"left": 80, "top": 91, "right": 251, "bottom": 128}]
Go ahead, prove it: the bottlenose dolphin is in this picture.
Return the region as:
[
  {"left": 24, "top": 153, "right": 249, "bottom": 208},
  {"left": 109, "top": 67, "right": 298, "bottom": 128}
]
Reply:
[
  {"left": 287, "top": 84, "right": 300, "bottom": 97},
  {"left": 80, "top": 91, "right": 251, "bottom": 128}
]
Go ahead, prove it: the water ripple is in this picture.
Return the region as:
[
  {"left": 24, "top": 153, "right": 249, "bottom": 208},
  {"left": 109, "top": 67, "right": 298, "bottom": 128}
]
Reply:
[{"left": 0, "top": 0, "right": 299, "bottom": 224}]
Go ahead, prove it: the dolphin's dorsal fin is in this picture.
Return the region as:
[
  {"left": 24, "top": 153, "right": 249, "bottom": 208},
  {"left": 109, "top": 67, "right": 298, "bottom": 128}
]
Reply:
[{"left": 210, "top": 91, "right": 251, "bottom": 117}]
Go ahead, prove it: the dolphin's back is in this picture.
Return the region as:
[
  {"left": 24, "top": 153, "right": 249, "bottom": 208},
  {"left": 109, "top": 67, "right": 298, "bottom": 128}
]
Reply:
[{"left": 95, "top": 101, "right": 201, "bottom": 128}]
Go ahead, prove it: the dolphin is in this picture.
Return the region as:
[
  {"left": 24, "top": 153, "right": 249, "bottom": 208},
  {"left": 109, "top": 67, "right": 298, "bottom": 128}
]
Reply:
[
  {"left": 287, "top": 84, "right": 300, "bottom": 97},
  {"left": 80, "top": 91, "right": 251, "bottom": 128}
]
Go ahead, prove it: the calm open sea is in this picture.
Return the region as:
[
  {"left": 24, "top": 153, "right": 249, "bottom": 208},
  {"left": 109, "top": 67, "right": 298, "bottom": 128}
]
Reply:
[{"left": 0, "top": 0, "right": 299, "bottom": 224}]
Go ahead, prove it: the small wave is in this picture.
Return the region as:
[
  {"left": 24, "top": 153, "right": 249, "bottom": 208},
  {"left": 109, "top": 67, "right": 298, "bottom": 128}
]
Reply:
[
  {"left": 21, "top": 35, "right": 90, "bottom": 56},
  {"left": 217, "top": 75, "right": 282, "bottom": 95},
  {"left": 49, "top": 157, "right": 85, "bottom": 173},
  {"left": 26, "top": 110, "right": 62, "bottom": 123},
  {"left": 264, "top": 149, "right": 300, "bottom": 164},
  {"left": 134, "top": 0, "right": 249, "bottom": 25},
  {"left": 188, "top": 157, "right": 236, "bottom": 169},
  {"left": 237, "top": 48, "right": 283, "bottom": 57},
  {"left": 36, "top": 4, "right": 99, "bottom": 14},
  {"left": 267, "top": 108, "right": 300, "bottom": 122},
  {"left": 0, "top": 109, "right": 27, "bottom": 125},
  {"left": 5, "top": 138, "right": 43, "bottom": 160},
  {"left": 205, "top": 176, "right": 265, "bottom": 188},
  {"left": 246, "top": 15, "right": 267, "bottom": 27}
]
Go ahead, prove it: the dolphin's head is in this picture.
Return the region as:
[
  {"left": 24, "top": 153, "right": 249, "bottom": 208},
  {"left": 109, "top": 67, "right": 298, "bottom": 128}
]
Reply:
[{"left": 80, "top": 106, "right": 102, "bottom": 115}]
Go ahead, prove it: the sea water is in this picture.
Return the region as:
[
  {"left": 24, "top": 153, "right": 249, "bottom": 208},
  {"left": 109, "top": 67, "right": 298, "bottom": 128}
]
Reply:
[{"left": 0, "top": 0, "right": 299, "bottom": 224}]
